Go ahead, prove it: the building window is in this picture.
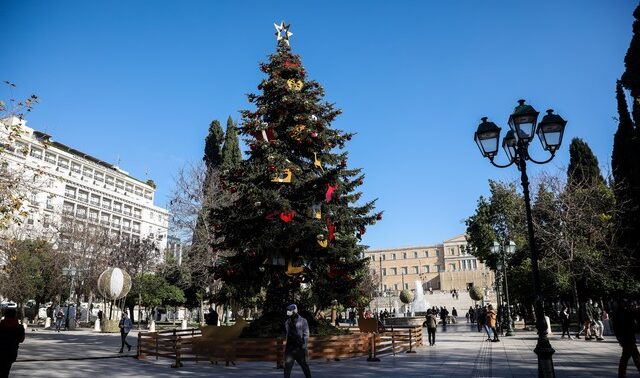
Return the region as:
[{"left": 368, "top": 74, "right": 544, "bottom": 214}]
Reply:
[
  {"left": 90, "top": 194, "right": 100, "bottom": 206},
  {"left": 76, "top": 206, "right": 87, "bottom": 219},
  {"left": 390, "top": 268, "right": 397, "bottom": 275},
  {"left": 473, "top": 260, "right": 477, "bottom": 270},
  {"left": 413, "top": 251, "right": 418, "bottom": 258},
  {"left": 423, "top": 265, "right": 429, "bottom": 273},
  {"left": 89, "top": 210, "right": 99, "bottom": 222},
  {"left": 449, "top": 263, "right": 456, "bottom": 271},
  {"left": 381, "top": 254, "right": 386, "bottom": 261},
  {"left": 450, "top": 248, "right": 455, "bottom": 256},
  {"left": 63, "top": 201, "right": 74, "bottom": 215},
  {"left": 402, "top": 252, "right": 407, "bottom": 259},
  {"left": 412, "top": 266, "right": 419, "bottom": 274},
  {"left": 47, "top": 179, "right": 54, "bottom": 188},
  {"left": 58, "top": 158, "right": 69, "bottom": 170},
  {"left": 383, "top": 284, "right": 388, "bottom": 291},
  {"left": 45, "top": 197, "right": 53, "bottom": 210},
  {"left": 113, "top": 202, "right": 122, "bottom": 213},
  {"left": 115, "top": 180, "right": 124, "bottom": 190},
  {"left": 78, "top": 190, "right": 88, "bottom": 203},
  {"left": 371, "top": 255, "right": 375, "bottom": 261},
  {"left": 391, "top": 253, "right": 396, "bottom": 260},
  {"left": 404, "top": 283, "right": 409, "bottom": 290},
  {"left": 64, "top": 186, "right": 76, "bottom": 199},
  {"left": 106, "top": 176, "right": 115, "bottom": 186},
  {"left": 382, "top": 268, "right": 386, "bottom": 276},
  {"left": 435, "top": 250, "right": 440, "bottom": 257},
  {"left": 30, "top": 147, "right": 43, "bottom": 159},
  {"left": 123, "top": 205, "right": 132, "bottom": 216},
  {"left": 125, "top": 183, "right": 133, "bottom": 193},
  {"left": 71, "top": 162, "right": 81, "bottom": 174},
  {"left": 44, "top": 152, "right": 56, "bottom": 164},
  {"left": 425, "top": 250, "right": 429, "bottom": 257},
  {"left": 102, "top": 198, "right": 111, "bottom": 210},
  {"left": 94, "top": 172, "right": 104, "bottom": 182},
  {"left": 394, "top": 284, "right": 398, "bottom": 291},
  {"left": 83, "top": 167, "right": 93, "bottom": 178},
  {"left": 401, "top": 267, "right": 408, "bottom": 275}
]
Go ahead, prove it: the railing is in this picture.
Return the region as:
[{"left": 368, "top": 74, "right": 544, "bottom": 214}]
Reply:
[
  {"left": 64, "top": 193, "right": 76, "bottom": 199},
  {"left": 136, "top": 324, "right": 423, "bottom": 369}
]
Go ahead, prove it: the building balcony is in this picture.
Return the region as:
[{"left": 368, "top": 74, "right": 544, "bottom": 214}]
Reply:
[
  {"left": 102, "top": 204, "right": 111, "bottom": 210},
  {"left": 89, "top": 217, "right": 99, "bottom": 224},
  {"left": 113, "top": 208, "right": 122, "bottom": 214},
  {"left": 90, "top": 201, "right": 100, "bottom": 206},
  {"left": 112, "top": 222, "right": 120, "bottom": 228},
  {"left": 64, "top": 193, "right": 76, "bottom": 199},
  {"left": 63, "top": 209, "right": 74, "bottom": 216},
  {"left": 100, "top": 220, "right": 110, "bottom": 226},
  {"left": 123, "top": 211, "right": 132, "bottom": 216},
  {"left": 132, "top": 229, "right": 140, "bottom": 234},
  {"left": 76, "top": 214, "right": 87, "bottom": 219},
  {"left": 122, "top": 226, "right": 131, "bottom": 232},
  {"left": 44, "top": 157, "right": 56, "bottom": 164},
  {"left": 133, "top": 214, "right": 141, "bottom": 219},
  {"left": 78, "top": 197, "right": 88, "bottom": 203},
  {"left": 46, "top": 204, "right": 54, "bottom": 210}
]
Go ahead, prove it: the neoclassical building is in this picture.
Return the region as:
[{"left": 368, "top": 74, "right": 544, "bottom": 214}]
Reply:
[
  {"left": 365, "top": 234, "right": 494, "bottom": 294},
  {"left": 0, "top": 116, "right": 169, "bottom": 249}
]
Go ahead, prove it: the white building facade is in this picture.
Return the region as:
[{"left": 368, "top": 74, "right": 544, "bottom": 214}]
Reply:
[{"left": 0, "top": 116, "right": 169, "bottom": 249}]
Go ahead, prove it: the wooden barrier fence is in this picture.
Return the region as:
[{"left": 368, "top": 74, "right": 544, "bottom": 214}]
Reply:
[{"left": 136, "top": 324, "right": 423, "bottom": 368}]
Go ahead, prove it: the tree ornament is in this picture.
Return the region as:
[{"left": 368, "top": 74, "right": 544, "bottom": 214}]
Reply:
[
  {"left": 285, "top": 259, "right": 304, "bottom": 276},
  {"left": 271, "top": 168, "right": 292, "bottom": 183},
  {"left": 325, "top": 184, "right": 337, "bottom": 203},
  {"left": 317, "top": 234, "right": 328, "bottom": 248},
  {"left": 287, "top": 79, "right": 304, "bottom": 91},
  {"left": 274, "top": 21, "right": 293, "bottom": 46},
  {"left": 340, "top": 160, "right": 347, "bottom": 168},
  {"left": 249, "top": 143, "right": 256, "bottom": 150},
  {"left": 279, "top": 211, "right": 295, "bottom": 223},
  {"left": 252, "top": 127, "right": 276, "bottom": 142},
  {"left": 326, "top": 218, "right": 335, "bottom": 241},
  {"left": 97, "top": 267, "right": 132, "bottom": 300},
  {"left": 284, "top": 59, "right": 299, "bottom": 69},
  {"left": 313, "top": 153, "right": 324, "bottom": 172},
  {"left": 310, "top": 131, "right": 318, "bottom": 138},
  {"left": 311, "top": 203, "right": 322, "bottom": 219},
  {"left": 268, "top": 164, "right": 276, "bottom": 172},
  {"left": 310, "top": 114, "right": 318, "bottom": 122},
  {"left": 376, "top": 213, "right": 382, "bottom": 221},
  {"left": 289, "top": 124, "right": 306, "bottom": 141}
]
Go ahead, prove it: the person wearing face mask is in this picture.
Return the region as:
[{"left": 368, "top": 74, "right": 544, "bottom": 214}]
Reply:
[{"left": 284, "top": 304, "right": 311, "bottom": 378}]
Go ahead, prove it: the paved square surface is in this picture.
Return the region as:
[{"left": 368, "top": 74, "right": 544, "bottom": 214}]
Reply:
[{"left": 9, "top": 323, "right": 634, "bottom": 377}]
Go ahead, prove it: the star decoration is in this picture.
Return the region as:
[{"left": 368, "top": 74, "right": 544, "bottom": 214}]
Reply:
[{"left": 274, "top": 21, "right": 293, "bottom": 46}]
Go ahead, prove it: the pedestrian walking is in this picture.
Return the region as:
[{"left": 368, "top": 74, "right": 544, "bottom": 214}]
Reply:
[
  {"left": 0, "top": 308, "right": 25, "bottom": 378},
  {"left": 55, "top": 309, "right": 64, "bottom": 332},
  {"left": 426, "top": 310, "right": 438, "bottom": 346},
  {"left": 486, "top": 304, "right": 499, "bottom": 342},
  {"left": 97, "top": 310, "right": 103, "bottom": 323},
  {"left": 612, "top": 299, "right": 640, "bottom": 376},
  {"left": 118, "top": 312, "right": 133, "bottom": 353},
  {"left": 592, "top": 302, "right": 604, "bottom": 341},
  {"left": 284, "top": 304, "right": 311, "bottom": 378},
  {"left": 560, "top": 305, "right": 572, "bottom": 339}
]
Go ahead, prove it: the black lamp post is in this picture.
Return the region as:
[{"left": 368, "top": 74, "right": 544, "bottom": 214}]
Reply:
[
  {"left": 492, "top": 240, "right": 516, "bottom": 336},
  {"left": 474, "top": 99, "right": 567, "bottom": 378}
]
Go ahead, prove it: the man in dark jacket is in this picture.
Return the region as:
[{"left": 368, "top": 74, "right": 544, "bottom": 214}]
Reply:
[
  {"left": 0, "top": 308, "right": 26, "bottom": 377},
  {"left": 284, "top": 304, "right": 311, "bottom": 378},
  {"left": 613, "top": 299, "right": 640, "bottom": 376}
]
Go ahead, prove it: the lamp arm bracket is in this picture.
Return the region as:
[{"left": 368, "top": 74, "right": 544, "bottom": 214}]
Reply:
[
  {"left": 528, "top": 152, "right": 555, "bottom": 165},
  {"left": 488, "top": 158, "right": 515, "bottom": 169}
]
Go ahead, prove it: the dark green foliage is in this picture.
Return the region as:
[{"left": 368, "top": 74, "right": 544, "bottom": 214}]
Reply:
[
  {"left": 221, "top": 116, "right": 242, "bottom": 170},
  {"left": 211, "top": 42, "right": 380, "bottom": 315},
  {"left": 469, "top": 286, "right": 483, "bottom": 301},
  {"left": 240, "top": 310, "right": 348, "bottom": 338},
  {"left": 203, "top": 120, "right": 224, "bottom": 169},
  {"left": 621, "top": 4, "right": 640, "bottom": 125},
  {"left": 567, "top": 138, "right": 604, "bottom": 188}
]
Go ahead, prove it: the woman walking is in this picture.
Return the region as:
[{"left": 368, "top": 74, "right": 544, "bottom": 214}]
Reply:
[
  {"left": 560, "top": 305, "right": 572, "bottom": 339},
  {"left": 486, "top": 304, "right": 500, "bottom": 342}
]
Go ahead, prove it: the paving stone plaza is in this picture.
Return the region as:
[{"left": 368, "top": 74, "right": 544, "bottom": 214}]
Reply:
[{"left": 10, "top": 323, "right": 629, "bottom": 377}]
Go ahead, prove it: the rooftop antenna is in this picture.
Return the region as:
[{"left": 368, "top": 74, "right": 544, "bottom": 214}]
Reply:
[{"left": 116, "top": 154, "right": 121, "bottom": 167}]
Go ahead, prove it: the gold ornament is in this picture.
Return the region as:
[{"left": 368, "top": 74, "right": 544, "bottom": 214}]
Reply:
[
  {"left": 314, "top": 152, "right": 324, "bottom": 172},
  {"left": 271, "top": 168, "right": 292, "bottom": 183},
  {"left": 287, "top": 79, "right": 303, "bottom": 91},
  {"left": 285, "top": 259, "right": 304, "bottom": 276},
  {"left": 317, "top": 234, "right": 328, "bottom": 248},
  {"left": 289, "top": 124, "right": 306, "bottom": 141}
]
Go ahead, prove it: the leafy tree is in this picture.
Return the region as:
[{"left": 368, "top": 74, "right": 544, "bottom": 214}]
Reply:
[
  {"left": 221, "top": 116, "right": 242, "bottom": 170},
  {"left": 211, "top": 33, "right": 380, "bottom": 328}
]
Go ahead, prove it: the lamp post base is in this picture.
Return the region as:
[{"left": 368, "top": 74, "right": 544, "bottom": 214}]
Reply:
[{"left": 534, "top": 337, "right": 556, "bottom": 377}]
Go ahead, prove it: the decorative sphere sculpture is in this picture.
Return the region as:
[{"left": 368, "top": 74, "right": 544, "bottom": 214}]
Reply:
[
  {"left": 97, "top": 267, "right": 132, "bottom": 300},
  {"left": 399, "top": 289, "right": 415, "bottom": 304},
  {"left": 469, "top": 286, "right": 484, "bottom": 301}
]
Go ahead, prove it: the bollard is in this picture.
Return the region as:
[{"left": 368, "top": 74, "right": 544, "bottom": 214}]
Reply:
[
  {"left": 94, "top": 319, "right": 101, "bottom": 331},
  {"left": 44, "top": 317, "right": 51, "bottom": 329},
  {"left": 149, "top": 320, "right": 156, "bottom": 332},
  {"left": 181, "top": 319, "right": 187, "bottom": 330}
]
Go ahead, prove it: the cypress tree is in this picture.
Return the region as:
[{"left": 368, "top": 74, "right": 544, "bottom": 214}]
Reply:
[
  {"left": 203, "top": 120, "right": 224, "bottom": 171},
  {"left": 621, "top": 4, "right": 640, "bottom": 126},
  {"left": 567, "top": 138, "right": 603, "bottom": 188},
  {"left": 221, "top": 116, "right": 242, "bottom": 169}
]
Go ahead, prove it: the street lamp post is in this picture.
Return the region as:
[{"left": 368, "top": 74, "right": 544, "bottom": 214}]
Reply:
[
  {"left": 492, "top": 240, "right": 516, "bottom": 336},
  {"left": 62, "top": 266, "right": 80, "bottom": 330},
  {"left": 474, "top": 99, "right": 567, "bottom": 378}
]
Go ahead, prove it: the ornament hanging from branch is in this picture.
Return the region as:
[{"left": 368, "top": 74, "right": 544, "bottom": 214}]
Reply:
[
  {"left": 284, "top": 59, "right": 299, "bottom": 69},
  {"left": 310, "top": 203, "right": 322, "bottom": 219},
  {"left": 317, "top": 234, "right": 328, "bottom": 248},
  {"left": 289, "top": 124, "right": 306, "bottom": 141},
  {"left": 279, "top": 211, "right": 296, "bottom": 223},
  {"left": 313, "top": 153, "right": 324, "bottom": 172},
  {"left": 271, "top": 168, "right": 292, "bottom": 183},
  {"left": 325, "top": 184, "right": 337, "bottom": 203},
  {"left": 326, "top": 218, "right": 335, "bottom": 241},
  {"left": 287, "top": 79, "right": 303, "bottom": 91},
  {"left": 252, "top": 126, "right": 276, "bottom": 142},
  {"left": 285, "top": 259, "right": 304, "bottom": 276}
]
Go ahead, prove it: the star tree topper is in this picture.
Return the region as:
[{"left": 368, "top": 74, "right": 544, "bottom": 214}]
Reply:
[{"left": 274, "top": 21, "right": 293, "bottom": 46}]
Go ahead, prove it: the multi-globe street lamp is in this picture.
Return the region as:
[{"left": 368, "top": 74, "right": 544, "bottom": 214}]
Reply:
[
  {"left": 474, "top": 99, "right": 567, "bottom": 378},
  {"left": 491, "top": 240, "right": 516, "bottom": 336}
]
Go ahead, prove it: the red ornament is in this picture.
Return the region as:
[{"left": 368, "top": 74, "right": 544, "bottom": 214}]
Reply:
[
  {"left": 229, "top": 187, "right": 237, "bottom": 193},
  {"left": 268, "top": 165, "right": 276, "bottom": 172},
  {"left": 325, "top": 184, "right": 337, "bottom": 203},
  {"left": 360, "top": 226, "right": 366, "bottom": 235},
  {"left": 358, "top": 179, "right": 363, "bottom": 185},
  {"left": 310, "top": 131, "right": 318, "bottom": 138},
  {"left": 284, "top": 59, "right": 299, "bottom": 69},
  {"left": 249, "top": 143, "right": 256, "bottom": 150},
  {"left": 327, "top": 218, "right": 335, "bottom": 241},
  {"left": 279, "top": 211, "right": 296, "bottom": 223}
]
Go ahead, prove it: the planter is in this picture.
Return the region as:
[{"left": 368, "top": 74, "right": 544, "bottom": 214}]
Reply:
[
  {"left": 383, "top": 317, "right": 425, "bottom": 327},
  {"left": 101, "top": 319, "right": 120, "bottom": 333}
]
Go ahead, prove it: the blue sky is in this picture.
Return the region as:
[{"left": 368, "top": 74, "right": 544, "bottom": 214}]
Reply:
[{"left": 1, "top": 1, "right": 637, "bottom": 249}]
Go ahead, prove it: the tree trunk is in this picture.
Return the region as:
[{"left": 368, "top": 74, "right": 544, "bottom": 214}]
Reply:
[{"left": 199, "top": 297, "right": 205, "bottom": 326}]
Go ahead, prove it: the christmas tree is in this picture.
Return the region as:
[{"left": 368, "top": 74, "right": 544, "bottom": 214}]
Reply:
[{"left": 211, "top": 22, "right": 380, "bottom": 327}]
